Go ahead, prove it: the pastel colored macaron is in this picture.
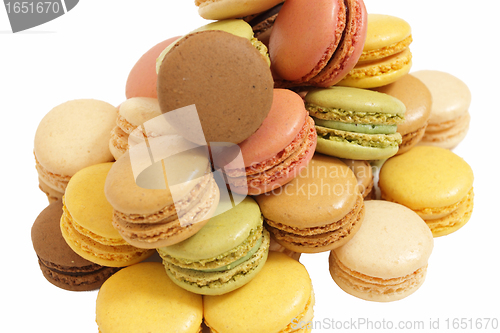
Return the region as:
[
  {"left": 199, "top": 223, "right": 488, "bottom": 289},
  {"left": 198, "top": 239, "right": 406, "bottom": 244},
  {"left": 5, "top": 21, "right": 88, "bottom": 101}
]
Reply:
[
  {"left": 243, "top": 1, "right": 284, "bottom": 46},
  {"left": 195, "top": 0, "right": 284, "bottom": 20},
  {"left": 109, "top": 97, "right": 165, "bottom": 160},
  {"left": 105, "top": 137, "right": 220, "bottom": 248},
  {"left": 157, "top": 196, "right": 270, "bottom": 295},
  {"left": 379, "top": 146, "right": 474, "bottom": 237},
  {"left": 338, "top": 14, "right": 413, "bottom": 88},
  {"left": 204, "top": 251, "right": 315, "bottom": 333},
  {"left": 339, "top": 158, "right": 374, "bottom": 199},
  {"left": 96, "top": 262, "right": 203, "bottom": 333},
  {"left": 256, "top": 154, "right": 365, "bottom": 253},
  {"left": 60, "top": 163, "right": 154, "bottom": 267},
  {"left": 305, "top": 86, "right": 406, "bottom": 160},
  {"left": 269, "top": 237, "right": 301, "bottom": 261},
  {"left": 125, "top": 36, "right": 180, "bottom": 99},
  {"left": 34, "top": 99, "right": 117, "bottom": 201},
  {"left": 219, "top": 89, "right": 316, "bottom": 195},
  {"left": 31, "top": 200, "right": 119, "bottom": 291},
  {"left": 157, "top": 29, "right": 273, "bottom": 145},
  {"left": 411, "top": 70, "right": 471, "bottom": 149},
  {"left": 270, "top": 0, "right": 367, "bottom": 87},
  {"left": 373, "top": 74, "right": 432, "bottom": 155},
  {"left": 329, "top": 200, "right": 434, "bottom": 302}
]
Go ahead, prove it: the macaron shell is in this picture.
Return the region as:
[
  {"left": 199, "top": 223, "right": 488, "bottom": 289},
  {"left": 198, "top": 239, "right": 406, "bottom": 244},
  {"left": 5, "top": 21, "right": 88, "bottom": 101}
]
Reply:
[
  {"left": 38, "top": 177, "right": 63, "bottom": 203},
  {"left": 417, "top": 112, "right": 470, "bottom": 149},
  {"left": 125, "top": 36, "right": 180, "bottom": 99},
  {"left": 204, "top": 251, "right": 313, "bottom": 333},
  {"left": 379, "top": 146, "right": 474, "bottom": 209},
  {"left": 96, "top": 262, "right": 203, "bottom": 333},
  {"left": 315, "top": 135, "right": 400, "bottom": 161},
  {"left": 34, "top": 99, "right": 117, "bottom": 177},
  {"left": 197, "top": 0, "right": 285, "bottom": 20},
  {"left": 361, "top": 14, "right": 412, "bottom": 53},
  {"left": 118, "top": 97, "right": 162, "bottom": 128}
]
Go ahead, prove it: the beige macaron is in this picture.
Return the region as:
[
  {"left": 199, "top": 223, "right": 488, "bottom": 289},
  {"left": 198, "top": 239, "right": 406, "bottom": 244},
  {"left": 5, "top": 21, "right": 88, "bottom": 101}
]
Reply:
[
  {"left": 34, "top": 99, "right": 117, "bottom": 201},
  {"left": 411, "top": 70, "right": 471, "bottom": 149},
  {"left": 339, "top": 158, "right": 374, "bottom": 199},
  {"left": 329, "top": 200, "right": 434, "bottom": 302},
  {"left": 104, "top": 135, "right": 220, "bottom": 249}
]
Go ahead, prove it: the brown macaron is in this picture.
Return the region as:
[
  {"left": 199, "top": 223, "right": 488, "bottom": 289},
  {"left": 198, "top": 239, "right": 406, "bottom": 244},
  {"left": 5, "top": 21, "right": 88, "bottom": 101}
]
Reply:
[
  {"left": 31, "top": 200, "right": 119, "bottom": 291},
  {"left": 256, "top": 153, "right": 365, "bottom": 253},
  {"left": 373, "top": 74, "right": 432, "bottom": 155},
  {"left": 156, "top": 30, "right": 274, "bottom": 145}
]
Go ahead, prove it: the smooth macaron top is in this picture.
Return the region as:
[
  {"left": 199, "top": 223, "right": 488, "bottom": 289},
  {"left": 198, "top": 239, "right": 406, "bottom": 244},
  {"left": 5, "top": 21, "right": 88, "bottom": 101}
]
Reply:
[
  {"left": 256, "top": 154, "right": 359, "bottom": 228},
  {"left": 105, "top": 140, "right": 210, "bottom": 215},
  {"left": 64, "top": 163, "right": 120, "bottom": 241},
  {"left": 269, "top": 0, "right": 343, "bottom": 81},
  {"left": 157, "top": 30, "right": 273, "bottom": 145},
  {"left": 118, "top": 97, "right": 162, "bottom": 128},
  {"left": 126, "top": 36, "right": 180, "bottom": 99},
  {"left": 96, "top": 262, "right": 203, "bottom": 333},
  {"left": 411, "top": 70, "right": 471, "bottom": 124},
  {"left": 196, "top": 0, "right": 284, "bottom": 20},
  {"left": 204, "top": 251, "right": 312, "bottom": 333},
  {"left": 305, "top": 86, "right": 406, "bottom": 116},
  {"left": 159, "top": 196, "right": 262, "bottom": 260},
  {"left": 237, "top": 89, "right": 306, "bottom": 166},
  {"left": 379, "top": 146, "right": 474, "bottom": 209},
  {"left": 362, "top": 14, "right": 411, "bottom": 53},
  {"left": 334, "top": 200, "right": 433, "bottom": 279},
  {"left": 32, "top": 199, "right": 93, "bottom": 267},
  {"left": 34, "top": 99, "right": 117, "bottom": 176},
  {"left": 373, "top": 74, "right": 432, "bottom": 135}
]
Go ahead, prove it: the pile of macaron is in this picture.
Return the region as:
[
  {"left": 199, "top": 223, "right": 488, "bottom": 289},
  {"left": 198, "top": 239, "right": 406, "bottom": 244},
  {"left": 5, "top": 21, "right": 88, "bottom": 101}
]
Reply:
[{"left": 31, "top": 0, "right": 474, "bottom": 332}]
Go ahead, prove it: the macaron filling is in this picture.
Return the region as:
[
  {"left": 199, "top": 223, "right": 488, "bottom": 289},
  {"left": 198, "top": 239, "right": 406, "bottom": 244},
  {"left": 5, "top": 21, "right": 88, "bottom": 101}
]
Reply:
[
  {"left": 316, "top": 126, "right": 402, "bottom": 149},
  {"left": 358, "top": 35, "right": 413, "bottom": 62},
  {"left": 306, "top": 104, "right": 404, "bottom": 125},
  {"left": 313, "top": 117, "right": 397, "bottom": 134}
]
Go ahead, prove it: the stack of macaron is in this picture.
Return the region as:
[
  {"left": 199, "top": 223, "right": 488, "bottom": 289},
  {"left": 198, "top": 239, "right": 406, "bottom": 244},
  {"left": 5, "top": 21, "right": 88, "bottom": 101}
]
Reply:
[{"left": 29, "top": 0, "right": 476, "bottom": 331}]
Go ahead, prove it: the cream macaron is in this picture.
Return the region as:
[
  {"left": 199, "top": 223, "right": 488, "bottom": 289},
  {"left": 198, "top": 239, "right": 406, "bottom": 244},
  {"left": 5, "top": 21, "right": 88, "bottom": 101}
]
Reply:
[{"left": 329, "top": 200, "right": 434, "bottom": 302}]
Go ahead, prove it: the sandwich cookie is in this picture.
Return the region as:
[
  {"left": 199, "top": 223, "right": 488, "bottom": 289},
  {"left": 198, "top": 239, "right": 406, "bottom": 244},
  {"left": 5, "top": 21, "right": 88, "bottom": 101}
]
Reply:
[
  {"left": 373, "top": 74, "right": 432, "bottom": 155},
  {"left": 256, "top": 154, "right": 365, "bottom": 253},
  {"left": 60, "top": 163, "right": 154, "bottom": 267},
  {"left": 305, "top": 86, "right": 406, "bottom": 160},
  {"left": 105, "top": 138, "right": 220, "bottom": 248},
  {"left": 379, "top": 146, "right": 474, "bottom": 237},
  {"left": 329, "top": 200, "right": 434, "bottom": 302},
  {"left": 96, "top": 262, "right": 203, "bottom": 333},
  {"left": 339, "top": 14, "right": 413, "bottom": 88},
  {"left": 270, "top": 0, "right": 367, "bottom": 87},
  {"left": 412, "top": 70, "right": 471, "bottom": 149},
  {"left": 339, "top": 158, "right": 374, "bottom": 199},
  {"left": 157, "top": 196, "right": 270, "bottom": 295},
  {"left": 195, "top": 0, "right": 285, "bottom": 20},
  {"left": 219, "top": 89, "right": 316, "bottom": 195},
  {"left": 31, "top": 200, "right": 119, "bottom": 291},
  {"left": 34, "top": 99, "right": 117, "bottom": 202},
  {"left": 157, "top": 28, "right": 273, "bottom": 145},
  {"left": 242, "top": 1, "right": 284, "bottom": 46},
  {"left": 204, "top": 251, "right": 315, "bottom": 333}
]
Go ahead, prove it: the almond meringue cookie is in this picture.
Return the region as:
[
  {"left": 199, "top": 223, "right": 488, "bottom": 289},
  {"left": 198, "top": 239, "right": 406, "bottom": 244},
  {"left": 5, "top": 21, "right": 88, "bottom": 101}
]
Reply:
[{"left": 195, "top": 0, "right": 285, "bottom": 20}]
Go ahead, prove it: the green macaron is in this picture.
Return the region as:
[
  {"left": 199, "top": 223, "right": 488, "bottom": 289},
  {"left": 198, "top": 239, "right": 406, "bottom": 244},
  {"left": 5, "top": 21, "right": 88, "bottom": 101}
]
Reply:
[
  {"left": 157, "top": 195, "right": 270, "bottom": 295},
  {"left": 305, "top": 86, "right": 406, "bottom": 160}
]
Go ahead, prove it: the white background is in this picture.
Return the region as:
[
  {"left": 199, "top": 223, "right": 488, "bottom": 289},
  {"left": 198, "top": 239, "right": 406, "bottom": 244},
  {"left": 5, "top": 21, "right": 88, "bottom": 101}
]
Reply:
[{"left": 1, "top": 0, "right": 499, "bottom": 332}]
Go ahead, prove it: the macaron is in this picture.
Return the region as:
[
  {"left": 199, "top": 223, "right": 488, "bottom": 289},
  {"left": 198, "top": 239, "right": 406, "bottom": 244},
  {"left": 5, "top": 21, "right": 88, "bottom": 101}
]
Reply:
[
  {"left": 269, "top": 237, "right": 301, "bottom": 261},
  {"left": 105, "top": 137, "right": 220, "bottom": 248},
  {"left": 339, "top": 158, "right": 374, "bottom": 199},
  {"left": 31, "top": 200, "right": 119, "bottom": 291},
  {"left": 242, "top": 1, "right": 284, "bottom": 46},
  {"left": 256, "top": 154, "right": 365, "bottom": 253},
  {"left": 269, "top": 0, "right": 367, "bottom": 87},
  {"left": 157, "top": 196, "right": 270, "bottom": 295},
  {"left": 411, "top": 70, "right": 471, "bottom": 149},
  {"left": 195, "top": 0, "right": 284, "bottom": 20},
  {"left": 373, "top": 74, "right": 432, "bottom": 155},
  {"left": 60, "top": 163, "right": 154, "bottom": 267},
  {"left": 204, "top": 251, "right": 315, "bottom": 333},
  {"left": 329, "top": 200, "right": 434, "bottom": 302},
  {"left": 219, "top": 89, "right": 316, "bottom": 195},
  {"left": 338, "top": 14, "right": 413, "bottom": 88},
  {"left": 379, "top": 146, "right": 474, "bottom": 237},
  {"left": 96, "top": 262, "right": 203, "bottom": 333},
  {"left": 125, "top": 36, "right": 180, "bottom": 99},
  {"left": 109, "top": 97, "right": 164, "bottom": 160},
  {"left": 34, "top": 99, "right": 117, "bottom": 201},
  {"left": 305, "top": 86, "right": 406, "bottom": 160},
  {"left": 157, "top": 29, "right": 274, "bottom": 145}
]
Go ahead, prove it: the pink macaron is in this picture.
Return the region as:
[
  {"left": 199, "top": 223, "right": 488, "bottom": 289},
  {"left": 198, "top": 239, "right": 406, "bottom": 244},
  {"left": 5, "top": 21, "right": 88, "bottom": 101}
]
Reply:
[
  {"left": 269, "top": 0, "right": 367, "bottom": 87},
  {"left": 219, "top": 89, "right": 317, "bottom": 195}
]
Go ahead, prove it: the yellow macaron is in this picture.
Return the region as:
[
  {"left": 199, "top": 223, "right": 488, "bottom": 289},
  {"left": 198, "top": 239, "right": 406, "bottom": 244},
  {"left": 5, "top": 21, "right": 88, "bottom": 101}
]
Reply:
[
  {"left": 379, "top": 146, "right": 474, "bottom": 237},
  {"left": 60, "top": 163, "right": 154, "bottom": 267},
  {"left": 96, "top": 262, "right": 203, "bottom": 333}
]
